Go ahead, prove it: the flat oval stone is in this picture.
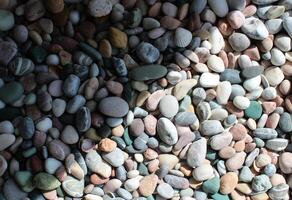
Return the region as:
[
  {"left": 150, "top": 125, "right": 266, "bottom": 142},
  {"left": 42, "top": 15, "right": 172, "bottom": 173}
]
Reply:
[
  {"left": 164, "top": 174, "right": 189, "bottom": 189},
  {"left": 98, "top": 97, "right": 129, "bottom": 117},
  {"left": 157, "top": 118, "right": 178, "bottom": 145},
  {"left": 241, "top": 65, "right": 264, "bottom": 79},
  {"left": 157, "top": 183, "right": 174, "bottom": 199},
  {"left": 102, "top": 148, "right": 125, "bottom": 167},
  {"left": 266, "top": 138, "right": 289, "bottom": 151},
  {"left": 220, "top": 69, "right": 241, "bottom": 84},
  {"left": 192, "top": 164, "right": 214, "bottom": 181},
  {"left": 0, "top": 9, "right": 14, "bottom": 31},
  {"left": 3, "top": 179, "right": 27, "bottom": 200},
  {"left": 175, "top": 112, "right": 198, "bottom": 126},
  {"left": 208, "top": 0, "right": 229, "bottom": 17},
  {"left": 279, "top": 112, "right": 292, "bottom": 132},
  {"left": 48, "top": 139, "right": 70, "bottom": 161},
  {"left": 241, "top": 17, "right": 269, "bottom": 40},
  {"left": 130, "top": 65, "right": 167, "bottom": 81}
]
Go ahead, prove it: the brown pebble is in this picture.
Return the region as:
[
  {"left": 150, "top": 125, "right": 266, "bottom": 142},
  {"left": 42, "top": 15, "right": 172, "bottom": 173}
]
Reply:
[
  {"left": 109, "top": 27, "right": 128, "bottom": 49},
  {"left": 220, "top": 172, "right": 238, "bottom": 194},
  {"left": 230, "top": 124, "right": 247, "bottom": 141},
  {"left": 160, "top": 16, "right": 181, "bottom": 30},
  {"left": 99, "top": 138, "right": 117, "bottom": 153},
  {"left": 99, "top": 39, "right": 112, "bottom": 58},
  {"left": 45, "top": 0, "right": 64, "bottom": 14}
]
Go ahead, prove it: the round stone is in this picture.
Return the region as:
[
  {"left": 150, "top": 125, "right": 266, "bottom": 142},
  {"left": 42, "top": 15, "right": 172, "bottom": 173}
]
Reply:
[
  {"left": 98, "top": 97, "right": 129, "bottom": 118},
  {"left": 136, "top": 42, "right": 160, "bottom": 64},
  {"left": 159, "top": 95, "right": 179, "bottom": 118},
  {"left": 157, "top": 183, "right": 174, "bottom": 199},
  {"left": 228, "top": 32, "right": 250, "bottom": 51},
  {"left": 0, "top": 82, "right": 24, "bottom": 104},
  {"left": 279, "top": 152, "right": 292, "bottom": 174},
  {"left": 88, "top": 0, "right": 112, "bottom": 17},
  {"left": 220, "top": 172, "right": 238, "bottom": 194},
  {"left": 245, "top": 101, "right": 262, "bottom": 120}
]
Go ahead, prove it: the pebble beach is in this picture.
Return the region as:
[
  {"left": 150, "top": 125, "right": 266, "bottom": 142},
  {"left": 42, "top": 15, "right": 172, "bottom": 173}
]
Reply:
[{"left": 0, "top": 0, "right": 292, "bottom": 199}]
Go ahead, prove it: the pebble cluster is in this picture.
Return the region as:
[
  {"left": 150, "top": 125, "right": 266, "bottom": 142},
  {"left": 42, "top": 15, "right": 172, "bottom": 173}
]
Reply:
[{"left": 0, "top": 0, "right": 292, "bottom": 200}]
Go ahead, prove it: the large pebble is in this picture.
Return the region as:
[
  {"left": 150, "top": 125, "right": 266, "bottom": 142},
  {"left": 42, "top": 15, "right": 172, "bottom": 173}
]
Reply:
[
  {"left": 200, "top": 120, "right": 224, "bottom": 136},
  {"left": 130, "top": 65, "right": 167, "bottom": 81},
  {"left": 192, "top": 164, "right": 214, "bottom": 181},
  {"left": 241, "top": 17, "right": 269, "bottom": 40},
  {"left": 62, "top": 176, "right": 84, "bottom": 197},
  {"left": 187, "top": 138, "right": 207, "bottom": 167},
  {"left": 88, "top": 0, "right": 112, "bottom": 17},
  {"left": 102, "top": 148, "right": 125, "bottom": 167},
  {"left": 0, "top": 10, "right": 14, "bottom": 31},
  {"left": 173, "top": 79, "right": 197, "bottom": 101},
  {"left": 157, "top": 118, "right": 178, "bottom": 145},
  {"left": 0, "top": 134, "right": 15, "bottom": 151},
  {"left": 136, "top": 42, "right": 160, "bottom": 64},
  {"left": 159, "top": 95, "right": 179, "bottom": 118},
  {"left": 208, "top": 0, "right": 229, "bottom": 17},
  {"left": 98, "top": 97, "right": 129, "bottom": 117}
]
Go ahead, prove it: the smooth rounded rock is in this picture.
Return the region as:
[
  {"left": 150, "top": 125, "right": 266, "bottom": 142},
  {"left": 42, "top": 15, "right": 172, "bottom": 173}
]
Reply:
[{"left": 98, "top": 97, "right": 129, "bottom": 118}]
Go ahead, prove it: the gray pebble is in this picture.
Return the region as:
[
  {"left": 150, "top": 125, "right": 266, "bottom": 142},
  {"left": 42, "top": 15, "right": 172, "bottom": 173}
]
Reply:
[{"left": 136, "top": 42, "right": 160, "bottom": 64}]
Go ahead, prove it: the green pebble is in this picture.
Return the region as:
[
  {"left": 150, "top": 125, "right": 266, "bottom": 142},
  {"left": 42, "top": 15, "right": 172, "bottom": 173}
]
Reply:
[
  {"left": 245, "top": 101, "right": 262, "bottom": 120},
  {"left": 15, "top": 171, "right": 35, "bottom": 192},
  {"left": 206, "top": 149, "right": 217, "bottom": 161},
  {"left": 24, "top": 93, "right": 37, "bottom": 105},
  {"left": 0, "top": 82, "right": 24, "bottom": 104},
  {"left": 23, "top": 147, "right": 37, "bottom": 158},
  {"left": 130, "top": 65, "right": 167, "bottom": 81},
  {"left": 30, "top": 46, "right": 47, "bottom": 63},
  {"left": 147, "top": 195, "right": 155, "bottom": 200},
  {"left": 0, "top": 9, "right": 14, "bottom": 31},
  {"left": 211, "top": 193, "right": 230, "bottom": 200},
  {"left": 128, "top": 8, "right": 142, "bottom": 28},
  {"left": 33, "top": 173, "right": 61, "bottom": 191},
  {"left": 123, "top": 128, "right": 133, "bottom": 146},
  {"left": 202, "top": 177, "right": 220, "bottom": 194},
  {"left": 138, "top": 163, "right": 149, "bottom": 176},
  {"left": 254, "top": 138, "right": 265, "bottom": 147},
  {"left": 111, "top": 136, "right": 126, "bottom": 149}
]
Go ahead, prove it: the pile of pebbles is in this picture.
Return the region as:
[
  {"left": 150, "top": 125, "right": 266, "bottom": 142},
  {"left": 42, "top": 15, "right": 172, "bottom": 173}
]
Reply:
[{"left": 0, "top": 0, "right": 292, "bottom": 199}]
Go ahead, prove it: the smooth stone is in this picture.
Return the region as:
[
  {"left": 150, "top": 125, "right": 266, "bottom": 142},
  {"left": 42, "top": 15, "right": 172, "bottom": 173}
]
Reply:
[
  {"left": 0, "top": 82, "right": 24, "bottom": 104},
  {"left": 207, "top": 55, "right": 225, "bottom": 73},
  {"left": 266, "top": 138, "right": 289, "bottom": 151},
  {"left": 157, "top": 183, "right": 174, "bottom": 199},
  {"left": 159, "top": 95, "right": 179, "bottom": 118},
  {"left": 210, "top": 131, "right": 233, "bottom": 150},
  {"left": 241, "top": 17, "right": 269, "bottom": 40},
  {"left": 226, "top": 152, "right": 246, "bottom": 171},
  {"left": 242, "top": 66, "right": 264, "bottom": 79},
  {"left": 85, "top": 150, "right": 111, "bottom": 178},
  {"left": 173, "top": 79, "right": 197, "bottom": 101},
  {"left": 102, "top": 148, "right": 125, "bottom": 167},
  {"left": 211, "top": 193, "right": 230, "bottom": 200},
  {"left": 48, "top": 139, "right": 71, "bottom": 161},
  {"left": 138, "top": 174, "right": 158, "bottom": 196},
  {"left": 36, "top": 117, "right": 52, "bottom": 132},
  {"left": 187, "top": 138, "right": 207, "bottom": 167},
  {"left": 209, "top": 27, "right": 225, "bottom": 54},
  {"left": 265, "top": 19, "right": 283, "bottom": 34},
  {"left": 227, "top": 0, "right": 246, "bottom": 10},
  {"left": 199, "top": 73, "right": 220, "bottom": 88},
  {"left": 203, "top": 176, "right": 220, "bottom": 194},
  {"left": 228, "top": 33, "right": 250, "bottom": 52},
  {"left": 63, "top": 74, "right": 80, "bottom": 97},
  {"left": 208, "top": 0, "right": 229, "bottom": 17},
  {"left": 275, "top": 34, "right": 291, "bottom": 52},
  {"left": 0, "top": 134, "right": 15, "bottom": 151},
  {"left": 62, "top": 176, "right": 84, "bottom": 197},
  {"left": 192, "top": 164, "right": 214, "bottom": 181},
  {"left": 233, "top": 96, "right": 250, "bottom": 110},
  {"left": 252, "top": 174, "right": 272, "bottom": 192},
  {"left": 245, "top": 101, "right": 262, "bottom": 120},
  {"left": 243, "top": 75, "right": 261, "bottom": 92},
  {"left": 164, "top": 175, "right": 189, "bottom": 189},
  {"left": 98, "top": 97, "right": 129, "bottom": 118},
  {"left": 143, "top": 18, "right": 160, "bottom": 30},
  {"left": 158, "top": 154, "right": 179, "bottom": 170},
  {"left": 66, "top": 95, "right": 86, "bottom": 114},
  {"left": 0, "top": 120, "right": 14, "bottom": 134},
  {"left": 200, "top": 120, "right": 224, "bottom": 136},
  {"left": 283, "top": 16, "right": 292, "bottom": 38},
  {"left": 61, "top": 125, "right": 79, "bottom": 144},
  {"left": 3, "top": 179, "right": 28, "bottom": 200},
  {"left": 124, "top": 178, "right": 140, "bottom": 192},
  {"left": 33, "top": 172, "right": 61, "bottom": 190},
  {"left": 136, "top": 42, "right": 160, "bottom": 64},
  {"left": 88, "top": 0, "right": 112, "bottom": 17},
  {"left": 239, "top": 166, "right": 254, "bottom": 183},
  {"left": 52, "top": 98, "right": 66, "bottom": 117},
  {"left": 0, "top": 9, "right": 14, "bottom": 31},
  {"left": 268, "top": 183, "right": 289, "bottom": 199},
  {"left": 130, "top": 65, "right": 167, "bottom": 81},
  {"left": 220, "top": 173, "right": 239, "bottom": 195},
  {"left": 216, "top": 81, "right": 231, "bottom": 105},
  {"left": 264, "top": 164, "right": 277, "bottom": 176},
  {"left": 175, "top": 112, "right": 198, "bottom": 126},
  {"left": 174, "top": 27, "right": 192, "bottom": 48},
  {"left": 190, "top": 0, "right": 207, "bottom": 14},
  {"left": 279, "top": 112, "right": 292, "bottom": 132},
  {"left": 271, "top": 48, "right": 286, "bottom": 66},
  {"left": 157, "top": 117, "right": 178, "bottom": 145},
  {"left": 45, "top": 158, "right": 62, "bottom": 174},
  {"left": 279, "top": 152, "right": 292, "bottom": 174},
  {"left": 254, "top": 128, "right": 278, "bottom": 139},
  {"left": 220, "top": 69, "right": 241, "bottom": 84},
  {"left": 0, "top": 155, "right": 7, "bottom": 176}
]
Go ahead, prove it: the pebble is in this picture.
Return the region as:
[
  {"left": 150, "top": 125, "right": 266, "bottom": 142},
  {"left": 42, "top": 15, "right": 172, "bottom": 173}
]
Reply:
[
  {"left": 136, "top": 42, "right": 160, "bottom": 64},
  {"left": 85, "top": 150, "right": 111, "bottom": 178},
  {"left": 220, "top": 172, "right": 238, "bottom": 194},
  {"left": 33, "top": 172, "right": 61, "bottom": 190},
  {"left": 279, "top": 152, "right": 292, "bottom": 174},
  {"left": 0, "top": 9, "right": 14, "bottom": 31},
  {"left": 241, "top": 17, "right": 269, "bottom": 40},
  {"left": 130, "top": 65, "right": 167, "bottom": 81},
  {"left": 102, "top": 148, "right": 125, "bottom": 167},
  {"left": 88, "top": 0, "right": 112, "bottom": 17},
  {"left": 228, "top": 33, "right": 250, "bottom": 51},
  {"left": 99, "top": 97, "right": 129, "bottom": 117},
  {"left": 157, "top": 183, "right": 174, "bottom": 199},
  {"left": 173, "top": 79, "right": 197, "bottom": 101},
  {"left": 252, "top": 174, "right": 272, "bottom": 192},
  {"left": 62, "top": 176, "right": 84, "bottom": 197},
  {"left": 208, "top": 0, "right": 229, "bottom": 17},
  {"left": 157, "top": 118, "right": 178, "bottom": 145},
  {"left": 61, "top": 125, "right": 79, "bottom": 144},
  {"left": 138, "top": 174, "right": 158, "bottom": 196},
  {"left": 159, "top": 95, "right": 179, "bottom": 118},
  {"left": 199, "top": 73, "right": 220, "bottom": 88},
  {"left": 192, "top": 164, "right": 214, "bottom": 181},
  {"left": 3, "top": 179, "right": 28, "bottom": 200},
  {"left": 187, "top": 138, "right": 207, "bottom": 167},
  {"left": 0, "top": 134, "right": 15, "bottom": 151},
  {"left": 175, "top": 27, "right": 192, "bottom": 48}
]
